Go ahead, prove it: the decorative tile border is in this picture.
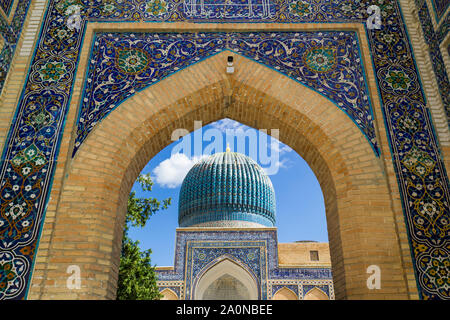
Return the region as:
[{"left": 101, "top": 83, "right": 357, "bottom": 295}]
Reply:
[
  {"left": 303, "top": 280, "right": 335, "bottom": 299},
  {"left": 0, "top": 0, "right": 14, "bottom": 17},
  {"left": 186, "top": 241, "right": 267, "bottom": 299},
  {"left": 0, "top": 0, "right": 448, "bottom": 300},
  {"left": 303, "top": 284, "right": 329, "bottom": 296},
  {"left": 271, "top": 284, "right": 299, "bottom": 297},
  {"left": 434, "top": 12, "right": 448, "bottom": 44},
  {"left": 429, "top": 0, "right": 449, "bottom": 22},
  {"left": 76, "top": 30, "right": 377, "bottom": 157}
]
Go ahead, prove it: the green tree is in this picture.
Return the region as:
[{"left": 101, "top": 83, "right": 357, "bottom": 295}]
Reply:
[{"left": 116, "top": 174, "right": 171, "bottom": 300}]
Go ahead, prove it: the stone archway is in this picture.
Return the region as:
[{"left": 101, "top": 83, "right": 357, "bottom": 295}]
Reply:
[{"left": 28, "top": 51, "right": 411, "bottom": 300}]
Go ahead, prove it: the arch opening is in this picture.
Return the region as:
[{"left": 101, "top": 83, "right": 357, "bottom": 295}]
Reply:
[
  {"left": 304, "top": 288, "right": 329, "bottom": 300},
  {"left": 160, "top": 288, "right": 178, "bottom": 300},
  {"left": 128, "top": 117, "right": 329, "bottom": 268},
  {"left": 33, "top": 52, "right": 408, "bottom": 300}
]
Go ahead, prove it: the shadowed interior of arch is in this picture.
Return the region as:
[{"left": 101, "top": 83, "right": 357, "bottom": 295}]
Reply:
[{"left": 8, "top": 1, "right": 430, "bottom": 301}]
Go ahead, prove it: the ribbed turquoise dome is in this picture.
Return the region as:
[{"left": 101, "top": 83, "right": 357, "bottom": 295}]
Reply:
[{"left": 178, "top": 151, "right": 276, "bottom": 227}]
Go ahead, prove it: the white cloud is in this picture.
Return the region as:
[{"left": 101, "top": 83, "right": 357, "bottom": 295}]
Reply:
[
  {"left": 211, "top": 118, "right": 247, "bottom": 132},
  {"left": 152, "top": 153, "right": 207, "bottom": 188}
]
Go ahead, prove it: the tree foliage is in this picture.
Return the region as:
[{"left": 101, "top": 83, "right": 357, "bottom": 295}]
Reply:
[{"left": 116, "top": 173, "right": 171, "bottom": 300}]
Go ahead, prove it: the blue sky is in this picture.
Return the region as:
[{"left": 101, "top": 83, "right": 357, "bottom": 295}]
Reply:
[{"left": 128, "top": 118, "right": 328, "bottom": 267}]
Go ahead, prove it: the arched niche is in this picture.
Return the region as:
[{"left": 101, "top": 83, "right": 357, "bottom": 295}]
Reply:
[
  {"left": 160, "top": 288, "right": 178, "bottom": 300},
  {"left": 272, "top": 287, "right": 298, "bottom": 300},
  {"left": 194, "top": 259, "right": 259, "bottom": 300},
  {"left": 304, "top": 287, "right": 329, "bottom": 300}
]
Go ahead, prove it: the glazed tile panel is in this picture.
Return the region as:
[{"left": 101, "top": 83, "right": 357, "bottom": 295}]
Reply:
[
  {"left": 415, "top": 0, "right": 450, "bottom": 123},
  {"left": 268, "top": 281, "right": 334, "bottom": 299},
  {"left": 186, "top": 241, "right": 268, "bottom": 299},
  {"left": 0, "top": 0, "right": 449, "bottom": 300},
  {"left": 432, "top": 10, "right": 449, "bottom": 44},
  {"left": 303, "top": 284, "right": 329, "bottom": 296},
  {"left": 429, "top": 0, "right": 449, "bottom": 21},
  {"left": 87, "top": 0, "right": 368, "bottom": 22}
]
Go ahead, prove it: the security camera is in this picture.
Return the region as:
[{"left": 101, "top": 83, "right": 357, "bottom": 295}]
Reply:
[{"left": 227, "top": 56, "right": 234, "bottom": 74}]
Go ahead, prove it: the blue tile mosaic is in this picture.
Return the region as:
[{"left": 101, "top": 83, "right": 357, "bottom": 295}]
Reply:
[
  {"left": 271, "top": 284, "right": 299, "bottom": 297},
  {"left": 179, "top": 152, "right": 276, "bottom": 227},
  {"left": 429, "top": 0, "right": 449, "bottom": 22},
  {"left": 0, "top": 0, "right": 32, "bottom": 93},
  {"left": 303, "top": 284, "right": 329, "bottom": 296},
  {"left": 75, "top": 30, "right": 377, "bottom": 157},
  {"left": 0, "top": 0, "right": 13, "bottom": 16},
  {"left": 415, "top": 0, "right": 449, "bottom": 123}
]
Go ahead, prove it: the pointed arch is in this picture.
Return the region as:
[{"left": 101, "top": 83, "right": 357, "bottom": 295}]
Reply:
[
  {"left": 194, "top": 257, "right": 259, "bottom": 300},
  {"left": 31, "top": 50, "right": 410, "bottom": 299},
  {"left": 304, "top": 287, "right": 329, "bottom": 300},
  {"left": 272, "top": 287, "right": 298, "bottom": 300}
]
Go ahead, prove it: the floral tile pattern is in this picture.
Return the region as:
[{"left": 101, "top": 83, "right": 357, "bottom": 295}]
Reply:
[
  {"left": 75, "top": 31, "right": 376, "bottom": 156},
  {"left": 0, "top": 0, "right": 448, "bottom": 300}
]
